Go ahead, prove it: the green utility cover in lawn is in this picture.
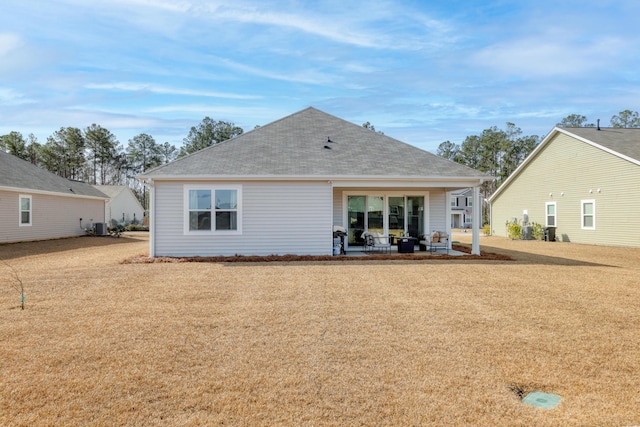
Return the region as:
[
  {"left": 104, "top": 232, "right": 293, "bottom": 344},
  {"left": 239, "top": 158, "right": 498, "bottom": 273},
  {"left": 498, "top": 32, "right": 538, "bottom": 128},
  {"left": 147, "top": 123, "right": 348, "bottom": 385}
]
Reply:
[{"left": 522, "top": 391, "right": 562, "bottom": 409}]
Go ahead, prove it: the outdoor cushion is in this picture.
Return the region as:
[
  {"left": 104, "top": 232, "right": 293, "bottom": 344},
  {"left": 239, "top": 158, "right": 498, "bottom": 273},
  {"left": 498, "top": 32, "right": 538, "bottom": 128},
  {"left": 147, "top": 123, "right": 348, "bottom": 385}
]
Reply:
[{"left": 431, "top": 232, "right": 440, "bottom": 243}]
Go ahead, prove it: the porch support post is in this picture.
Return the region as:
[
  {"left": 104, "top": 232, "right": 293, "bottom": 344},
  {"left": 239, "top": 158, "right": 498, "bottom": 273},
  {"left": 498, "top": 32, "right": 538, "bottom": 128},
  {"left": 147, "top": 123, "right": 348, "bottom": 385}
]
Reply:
[
  {"left": 471, "top": 186, "right": 480, "bottom": 255},
  {"left": 146, "top": 179, "right": 155, "bottom": 258},
  {"left": 445, "top": 191, "right": 452, "bottom": 251}
]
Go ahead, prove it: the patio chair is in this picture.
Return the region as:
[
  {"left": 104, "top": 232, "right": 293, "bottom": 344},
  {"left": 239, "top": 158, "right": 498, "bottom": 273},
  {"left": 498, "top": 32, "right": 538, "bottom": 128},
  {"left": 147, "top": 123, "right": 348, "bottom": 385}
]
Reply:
[
  {"left": 419, "top": 231, "right": 449, "bottom": 254},
  {"left": 362, "top": 232, "right": 391, "bottom": 254}
]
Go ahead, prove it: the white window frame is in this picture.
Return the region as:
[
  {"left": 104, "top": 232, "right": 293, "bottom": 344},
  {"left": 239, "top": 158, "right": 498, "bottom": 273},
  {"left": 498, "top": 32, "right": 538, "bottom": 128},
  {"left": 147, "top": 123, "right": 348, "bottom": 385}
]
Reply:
[
  {"left": 581, "top": 199, "right": 595, "bottom": 230},
  {"left": 19, "top": 195, "right": 32, "bottom": 227},
  {"left": 450, "top": 197, "right": 457, "bottom": 207},
  {"left": 342, "top": 191, "right": 429, "bottom": 250},
  {"left": 466, "top": 196, "right": 473, "bottom": 207},
  {"left": 545, "top": 202, "right": 556, "bottom": 227},
  {"left": 183, "top": 185, "right": 242, "bottom": 235}
]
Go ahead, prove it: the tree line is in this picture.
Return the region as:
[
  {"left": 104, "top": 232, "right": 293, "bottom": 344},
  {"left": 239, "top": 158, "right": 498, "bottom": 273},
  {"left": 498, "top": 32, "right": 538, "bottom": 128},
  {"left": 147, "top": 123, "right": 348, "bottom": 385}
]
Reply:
[
  {"left": 3, "top": 109, "right": 637, "bottom": 212},
  {"left": 437, "top": 109, "right": 639, "bottom": 222},
  {"left": 0, "top": 118, "right": 244, "bottom": 208}
]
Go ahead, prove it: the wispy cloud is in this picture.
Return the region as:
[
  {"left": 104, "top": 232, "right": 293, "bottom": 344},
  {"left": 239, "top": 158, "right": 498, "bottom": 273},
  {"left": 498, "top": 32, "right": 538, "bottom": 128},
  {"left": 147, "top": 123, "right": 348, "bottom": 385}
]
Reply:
[
  {"left": 0, "top": 87, "right": 34, "bottom": 105},
  {"left": 85, "top": 82, "right": 261, "bottom": 100},
  {"left": 471, "top": 31, "right": 628, "bottom": 78},
  {"left": 2, "top": 0, "right": 639, "bottom": 152},
  {"left": 0, "top": 32, "right": 22, "bottom": 55}
]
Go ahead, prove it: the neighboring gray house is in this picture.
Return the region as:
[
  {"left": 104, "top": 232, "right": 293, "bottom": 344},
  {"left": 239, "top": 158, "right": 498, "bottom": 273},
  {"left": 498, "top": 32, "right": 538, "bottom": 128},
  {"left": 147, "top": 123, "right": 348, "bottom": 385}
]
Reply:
[
  {"left": 489, "top": 126, "right": 640, "bottom": 247},
  {"left": 95, "top": 185, "right": 145, "bottom": 226},
  {"left": 450, "top": 188, "right": 474, "bottom": 229},
  {"left": 139, "top": 107, "right": 491, "bottom": 257},
  {"left": 0, "top": 150, "right": 107, "bottom": 243}
]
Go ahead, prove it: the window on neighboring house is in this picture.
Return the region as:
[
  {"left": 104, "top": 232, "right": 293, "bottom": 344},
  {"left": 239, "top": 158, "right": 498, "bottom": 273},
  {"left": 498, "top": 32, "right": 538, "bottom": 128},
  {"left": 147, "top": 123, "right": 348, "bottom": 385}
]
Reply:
[
  {"left": 581, "top": 200, "right": 595, "bottom": 230},
  {"left": 545, "top": 202, "right": 556, "bottom": 227},
  {"left": 184, "top": 186, "right": 241, "bottom": 234},
  {"left": 466, "top": 196, "right": 473, "bottom": 207},
  {"left": 450, "top": 197, "right": 457, "bottom": 207},
  {"left": 19, "top": 195, "right": 32, "bottom": 226},
  {"left": 464, "top": 212, "right": 472, "bottom": 225}
]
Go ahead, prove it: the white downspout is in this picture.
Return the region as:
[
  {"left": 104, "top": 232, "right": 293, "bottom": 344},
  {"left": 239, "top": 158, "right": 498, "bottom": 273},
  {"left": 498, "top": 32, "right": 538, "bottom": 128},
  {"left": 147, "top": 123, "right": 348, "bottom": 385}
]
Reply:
[
  {"left": 445, "top": 191, "right": 452, "bottom": 251},
  {"left": 471, "top": 186, "right": 480, "bottom": 255},
  {"left": 146, "top": 179, "right": 155, "bottom": 258}
]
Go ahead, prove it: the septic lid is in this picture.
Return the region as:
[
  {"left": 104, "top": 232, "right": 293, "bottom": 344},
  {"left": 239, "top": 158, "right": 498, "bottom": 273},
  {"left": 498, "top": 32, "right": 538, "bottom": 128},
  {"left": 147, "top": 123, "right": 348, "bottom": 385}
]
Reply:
[{"left": 522, "top": 391, "right": 562, "bottom": 409}]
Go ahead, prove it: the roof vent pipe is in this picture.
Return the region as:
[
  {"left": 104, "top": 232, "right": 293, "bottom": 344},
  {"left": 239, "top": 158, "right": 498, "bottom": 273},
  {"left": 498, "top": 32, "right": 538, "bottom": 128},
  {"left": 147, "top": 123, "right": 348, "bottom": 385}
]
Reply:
[{"left": 597, "top": 119, "right": 600, "bottom": 130}]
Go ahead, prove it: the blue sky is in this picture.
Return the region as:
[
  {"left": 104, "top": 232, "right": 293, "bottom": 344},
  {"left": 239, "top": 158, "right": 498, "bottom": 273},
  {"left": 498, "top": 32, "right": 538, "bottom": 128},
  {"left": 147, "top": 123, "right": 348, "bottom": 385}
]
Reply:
[{"left": 1, "top": 0, "right": 639, "bottom": 153}]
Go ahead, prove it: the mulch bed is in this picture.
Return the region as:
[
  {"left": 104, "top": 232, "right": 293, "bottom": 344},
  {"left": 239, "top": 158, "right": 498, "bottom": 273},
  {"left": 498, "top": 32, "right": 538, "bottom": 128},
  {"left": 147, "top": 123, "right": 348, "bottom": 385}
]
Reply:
[{"left": 122, "top": 244, "right": 512, "bottom": 264}]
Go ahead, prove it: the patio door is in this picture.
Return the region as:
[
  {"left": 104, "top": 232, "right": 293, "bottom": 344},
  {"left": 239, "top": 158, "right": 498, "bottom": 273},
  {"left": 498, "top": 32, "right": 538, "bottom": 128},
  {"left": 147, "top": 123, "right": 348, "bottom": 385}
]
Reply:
[
  {"left": 347, "top": 195, "right": 385, "bottom": 246},
  {"left": 346, "top": 193, "right": 427, "bottom": 248},
  {"left": 388, "top": 196, "right": 405, "bottom": 238},
  {"left": 347, "top": 195, "right": 366, "bottom": 246}
]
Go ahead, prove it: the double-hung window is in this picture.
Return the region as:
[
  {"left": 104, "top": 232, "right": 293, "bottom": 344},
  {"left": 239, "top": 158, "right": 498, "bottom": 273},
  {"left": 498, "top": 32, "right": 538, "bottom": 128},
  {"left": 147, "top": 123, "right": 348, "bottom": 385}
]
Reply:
[
  {"left": 19, "top": 195, "right": 32, "bottom": 226},
  {"left": 581, "top": 200, "right": 595, "bottom": 230},
  {"left": 184, "top": 185, "right": 241, "bottom": 234},
  {"left": 545, "top": 202, "right": 556, "bottom": 227}
]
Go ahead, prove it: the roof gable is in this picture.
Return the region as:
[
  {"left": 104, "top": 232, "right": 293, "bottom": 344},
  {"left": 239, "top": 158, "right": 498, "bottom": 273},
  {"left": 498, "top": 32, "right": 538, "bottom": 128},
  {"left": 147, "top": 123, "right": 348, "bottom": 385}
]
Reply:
[
  {"left": 94, "top": 185, "right": 144, "bottom": 209},
  {"left": 557, "top": 127, "right": 640, "bottom": 164},
  {"left": 0, "top": 150, "right": 107, "bottom": 198},
  {"left": 489, "top": 126, "right": 640, "bottom": 202},
  {"left": 94, "top": 185, "right": 126, "bottom": 198},
  {"left": 142, "top": 107, "right": 488, "bottom": 180}
]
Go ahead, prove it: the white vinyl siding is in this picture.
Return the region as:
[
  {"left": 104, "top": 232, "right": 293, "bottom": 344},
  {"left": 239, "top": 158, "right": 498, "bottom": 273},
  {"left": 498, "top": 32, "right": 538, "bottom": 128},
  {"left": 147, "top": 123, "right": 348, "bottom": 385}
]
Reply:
[
  {"left": 491, "top": 132, "right": 640, "bottom": 246},
  {"left": 104, "top": 188, "right": 144, "bottom": 225},
  {"left": 428, "top": 190, "right": 446, "bottom": 233},
  {"left": 581, "top": 200, "right": 595, "bottom": 230},
  {"left": 0, "top": 190, "right": 105, "bottom": 244},
  {"left": 154, "top": 181, "right": 333, "bottom": 256}
]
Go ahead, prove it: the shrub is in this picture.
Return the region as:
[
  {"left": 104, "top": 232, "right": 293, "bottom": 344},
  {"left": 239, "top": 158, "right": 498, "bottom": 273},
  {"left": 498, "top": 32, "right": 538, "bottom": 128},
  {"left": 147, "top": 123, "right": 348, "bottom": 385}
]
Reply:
[
  {"left": 482, "top": 223, "right": 491, "bottom": 235},
  {"left": 531, "top": 222, "right": 544, "bottom": 240},
  {"left": 507, "top": 221, "right": 521, "bottom": 240},
  {"left": 109, "top": 224, "right": 125, "bottom": 238},
  {"left": 124, "top": 224, "right": 149, "bottom": 232}
]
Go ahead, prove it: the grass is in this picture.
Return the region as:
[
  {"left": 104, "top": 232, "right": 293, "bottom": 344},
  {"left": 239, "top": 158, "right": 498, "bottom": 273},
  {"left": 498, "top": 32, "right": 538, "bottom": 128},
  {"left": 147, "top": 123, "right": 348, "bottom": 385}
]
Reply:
[{"left": 1, "top": 233, "right": 639, "bottom": 426}]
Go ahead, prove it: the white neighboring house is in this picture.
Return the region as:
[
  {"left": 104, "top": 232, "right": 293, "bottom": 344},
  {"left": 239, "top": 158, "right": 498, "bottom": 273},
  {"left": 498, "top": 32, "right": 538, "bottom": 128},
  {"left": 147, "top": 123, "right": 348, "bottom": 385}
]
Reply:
[
  {"left": 139, "top": 108, "right": 491, "bottom": 257},
  {"left": 0, "top": 150, "right": 107, "bottom": 243},
  {"left": 95, "top": 185, "right": 145, "bottom": 226}
]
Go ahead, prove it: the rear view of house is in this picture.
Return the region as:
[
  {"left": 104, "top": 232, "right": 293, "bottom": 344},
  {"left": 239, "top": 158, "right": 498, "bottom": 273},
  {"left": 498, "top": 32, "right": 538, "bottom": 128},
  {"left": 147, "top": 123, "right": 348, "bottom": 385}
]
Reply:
[
  {"left": 140, "top": 107, "right": 491, "bottom": 257},
  {"left": 489, "top": 127, "right": 640, "bottom": 247},
  {"left": 0, "top": 150, "right": 107, "bottom": 243}
]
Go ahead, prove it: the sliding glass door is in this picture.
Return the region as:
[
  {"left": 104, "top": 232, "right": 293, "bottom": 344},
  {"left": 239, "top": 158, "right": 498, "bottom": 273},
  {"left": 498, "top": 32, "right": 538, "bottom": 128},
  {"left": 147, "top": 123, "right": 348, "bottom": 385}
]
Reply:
[
  {"left": 406, "top": 196, "right": 425, "bottom": 238},
  {"left": 388, "top": 196, "right": 405, "bottom": 238},
  {"left": 346, "top": 193, "right": 426, "bottom": 248},
  {"left": 347, "top": 196, "right": 365, "bottom": 246}
]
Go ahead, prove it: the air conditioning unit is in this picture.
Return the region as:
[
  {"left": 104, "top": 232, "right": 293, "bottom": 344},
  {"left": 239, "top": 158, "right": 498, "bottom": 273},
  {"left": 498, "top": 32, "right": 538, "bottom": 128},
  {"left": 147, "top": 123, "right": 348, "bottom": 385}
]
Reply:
[{"left": 94, "top": 222, "right": 108, "bottom": 236}]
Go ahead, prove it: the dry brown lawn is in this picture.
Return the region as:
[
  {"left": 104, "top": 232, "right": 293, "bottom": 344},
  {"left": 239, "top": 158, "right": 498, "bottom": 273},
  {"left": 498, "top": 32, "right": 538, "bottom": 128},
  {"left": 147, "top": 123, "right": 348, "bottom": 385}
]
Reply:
[{"left": 1, "top": 233, "right": 639, "bottom": 426}]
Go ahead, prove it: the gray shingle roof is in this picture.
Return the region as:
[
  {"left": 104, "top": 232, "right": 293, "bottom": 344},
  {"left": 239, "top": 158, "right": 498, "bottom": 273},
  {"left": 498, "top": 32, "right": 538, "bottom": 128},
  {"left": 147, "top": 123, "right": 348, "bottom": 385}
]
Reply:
[
  {"left": 560, "top": 127, "right": 640, "bottom": 162},
  {"left": 0, "top": 150, "right": 107, "bottom": 198},
  {"left": 143, "top": 107, "right": 489, "bottom": 180}
]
